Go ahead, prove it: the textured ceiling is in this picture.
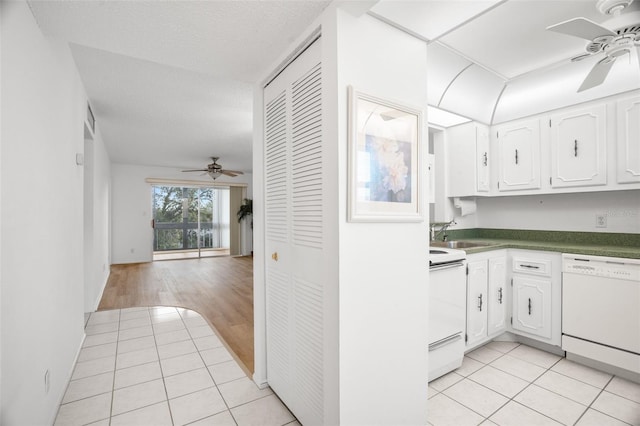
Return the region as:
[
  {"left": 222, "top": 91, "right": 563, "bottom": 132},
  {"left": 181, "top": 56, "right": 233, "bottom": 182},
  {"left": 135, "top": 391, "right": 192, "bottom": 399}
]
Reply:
[
  {"left": 28, "top": 0, "right": 331, "bottom": 172},
  {"left": 27, "top": 0, "right": 640, "bottom": 169}
]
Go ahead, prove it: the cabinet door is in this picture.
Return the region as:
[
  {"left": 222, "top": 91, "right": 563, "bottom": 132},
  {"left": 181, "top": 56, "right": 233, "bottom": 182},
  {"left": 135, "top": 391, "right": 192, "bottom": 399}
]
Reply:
[
  {"left": 466, "top": 260, "right": 488, "bottom": 347},
  {"left": 512, "top": 276, "right": 552, "bottom": 339},
  {"left": 550, "top": 105, "right": 607, "bottom": 188},
  {"left": 487, "top": 257, "right": 507, "bottom": 336},
  {"left": 496, "top": 120, "right": 541, "bottom": 191},
  {"left": 476, "top": 125, "right": 490, "bottom": 193},
  {"left": 447, "top": 122, "right": 478, "bottom": 197},
  {"left": 617, "top": 95, "right": 640, "bottom": 183}
]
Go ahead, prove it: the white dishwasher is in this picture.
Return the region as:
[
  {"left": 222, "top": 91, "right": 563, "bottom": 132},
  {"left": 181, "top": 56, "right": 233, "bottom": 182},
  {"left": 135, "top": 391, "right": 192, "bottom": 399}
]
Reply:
[
  {"left": 562, "top": 254, "right": 640, "bottom": 375},
  {"left": 429, "top": 248, "right": 466, "bottom": 381}
]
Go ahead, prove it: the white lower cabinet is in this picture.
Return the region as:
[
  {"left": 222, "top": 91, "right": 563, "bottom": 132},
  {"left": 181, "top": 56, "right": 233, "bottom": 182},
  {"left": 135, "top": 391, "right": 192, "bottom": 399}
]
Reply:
[
  {"left": 512, "top": 276, "right": 552, "bottom": 339},
  {"left": 465, "top": 249, "right": 562, "bottom": 350},
  {"left": 509, "top": 250, "right": 562, "bottom": 346},
  {"left": 466, "top": 251, "right": 507, "bottom": 348},
  {"left": 488, "top": 257, "right": 508, "bottom": 335}
]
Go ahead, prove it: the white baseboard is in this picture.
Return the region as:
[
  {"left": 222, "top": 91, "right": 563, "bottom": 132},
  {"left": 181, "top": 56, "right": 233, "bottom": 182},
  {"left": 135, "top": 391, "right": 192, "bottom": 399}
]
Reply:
[{"left": 49, "top": 332, "right": 86, "bottom": 425}]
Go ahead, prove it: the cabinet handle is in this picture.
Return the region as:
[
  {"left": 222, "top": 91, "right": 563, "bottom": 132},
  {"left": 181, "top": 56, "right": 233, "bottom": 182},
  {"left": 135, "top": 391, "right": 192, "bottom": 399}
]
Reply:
[
  {"left": 483, "top": 152, "right": 488, "bottom": 167},
  {"left": 478, "top": 294, "right": 483, "bottom": 312},
  {"left": 498, "top": 287, "right": 503, "bottom": 304},
  {"left": 574, "top": 139, "right": 578, "bottom": 157},
  {"left": 515, "top": 149, "right": 519, "bottom": 165},
  {"left": 272, "top": 252, "right": 279, "bottom": 262},
  {"left": 528, "top": 298, "right": 532, "bottom": 315},
  {"left": 520, "top": 264, "right": 540, "bottom": 270}
]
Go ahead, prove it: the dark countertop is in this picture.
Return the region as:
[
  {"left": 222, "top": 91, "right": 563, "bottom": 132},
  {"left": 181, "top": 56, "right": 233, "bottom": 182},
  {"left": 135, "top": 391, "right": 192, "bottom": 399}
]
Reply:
[{"left": 432, "top": 229, "right": 640, "bottom": 259}]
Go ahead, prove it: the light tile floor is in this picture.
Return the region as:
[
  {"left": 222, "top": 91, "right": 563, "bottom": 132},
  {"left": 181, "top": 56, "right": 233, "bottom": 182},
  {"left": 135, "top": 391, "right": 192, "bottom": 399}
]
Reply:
[
  {"left": 428, "top": 340, "right": 640, "bottom": 426},
  {"left": 57, "top": 307, "right": 299, "bottom": 426}
]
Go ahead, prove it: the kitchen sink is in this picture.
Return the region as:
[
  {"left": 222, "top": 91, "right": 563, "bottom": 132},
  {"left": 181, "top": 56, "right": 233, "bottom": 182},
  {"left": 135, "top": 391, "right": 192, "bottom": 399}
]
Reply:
[{"left": 431, "top": 240, "right": 492, "bottom": 249}]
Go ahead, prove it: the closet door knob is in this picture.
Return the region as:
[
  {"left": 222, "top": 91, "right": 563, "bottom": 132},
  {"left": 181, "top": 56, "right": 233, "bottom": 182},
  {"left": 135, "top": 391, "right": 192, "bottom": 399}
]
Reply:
[{"left": 272, "top": 252, "right": 279, "bottom": 262}]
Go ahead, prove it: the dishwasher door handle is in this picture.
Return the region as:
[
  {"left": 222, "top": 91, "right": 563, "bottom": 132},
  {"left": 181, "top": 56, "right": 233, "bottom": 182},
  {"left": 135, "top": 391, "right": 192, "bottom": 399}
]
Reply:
[{"left": 428, "top": 333, "right": 463, "bottom": 351}]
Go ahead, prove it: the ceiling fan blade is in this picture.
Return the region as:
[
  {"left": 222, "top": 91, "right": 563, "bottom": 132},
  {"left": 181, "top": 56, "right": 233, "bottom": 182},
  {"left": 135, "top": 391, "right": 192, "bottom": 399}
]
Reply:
[
  {"left": 547, "top": 17, "right": 615, "bottom": 41},
  {"left": 578, "top": 58, "right": 616, "bottom": 92},
  {"left": 221, "top": 170, "right": 243, "bottom": 177},
  {"left": 571, "top": 52, "right": 594, "bottom": 62},
  {"left": 182, "top": 169, "right": 208, "bottom": 172}
]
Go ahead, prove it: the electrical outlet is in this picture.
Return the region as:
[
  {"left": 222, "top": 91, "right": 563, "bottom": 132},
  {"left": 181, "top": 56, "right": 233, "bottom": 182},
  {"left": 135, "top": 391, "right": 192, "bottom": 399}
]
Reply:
[{"left": 596, "top": 214, "right": 607, "bottom": 228}]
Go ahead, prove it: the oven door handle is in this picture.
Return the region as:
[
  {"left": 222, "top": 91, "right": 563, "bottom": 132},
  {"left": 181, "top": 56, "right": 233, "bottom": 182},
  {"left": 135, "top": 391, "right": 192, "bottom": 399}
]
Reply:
[
  {"left": 430, "top": 261, "right": 465, "bottom": 271},
  {"left": 429, "top": 332, "right": 463, "bottom": 351}
]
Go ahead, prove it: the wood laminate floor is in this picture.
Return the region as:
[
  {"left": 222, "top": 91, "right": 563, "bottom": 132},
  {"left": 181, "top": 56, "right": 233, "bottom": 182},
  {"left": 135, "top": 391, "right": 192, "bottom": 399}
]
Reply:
[{"left": 98, "top": 255, "right": 254, "bottom": 374}]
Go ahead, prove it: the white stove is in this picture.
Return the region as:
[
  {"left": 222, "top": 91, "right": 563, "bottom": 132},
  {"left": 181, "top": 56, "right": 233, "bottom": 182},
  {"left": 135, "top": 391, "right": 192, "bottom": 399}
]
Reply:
[
  {"left": 428, "top": 246, "right": 466, "bottom": 381},
  {"left": 430, "top": 247, "right": 466, "bottom": 266}
]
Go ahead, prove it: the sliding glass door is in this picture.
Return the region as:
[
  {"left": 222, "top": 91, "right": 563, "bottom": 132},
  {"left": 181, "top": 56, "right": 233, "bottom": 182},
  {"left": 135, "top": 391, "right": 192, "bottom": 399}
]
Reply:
[{"left": 152, "top": 185, "right": 230, "bottom": 259}]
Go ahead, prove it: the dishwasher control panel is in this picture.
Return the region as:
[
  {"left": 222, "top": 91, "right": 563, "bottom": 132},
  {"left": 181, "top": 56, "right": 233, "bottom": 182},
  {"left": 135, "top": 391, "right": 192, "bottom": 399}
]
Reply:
[{"left": 562, "top": 254, "right": 640, "bottom": 281}]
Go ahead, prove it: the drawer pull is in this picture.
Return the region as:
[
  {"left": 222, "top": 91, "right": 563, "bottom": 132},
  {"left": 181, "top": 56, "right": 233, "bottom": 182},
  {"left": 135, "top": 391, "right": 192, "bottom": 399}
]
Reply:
[
  {"left": 520, "top": 264, "right": 540, "bottom": 270},
  {"left": 528, "top": 298, "right": 532, "bottom": 315}
]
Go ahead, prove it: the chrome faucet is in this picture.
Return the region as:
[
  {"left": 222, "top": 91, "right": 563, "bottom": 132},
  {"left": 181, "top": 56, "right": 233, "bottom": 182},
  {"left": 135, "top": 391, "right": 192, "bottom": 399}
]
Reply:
[{"left": 430, "top": 220, "right": 456, "bottom": 241}]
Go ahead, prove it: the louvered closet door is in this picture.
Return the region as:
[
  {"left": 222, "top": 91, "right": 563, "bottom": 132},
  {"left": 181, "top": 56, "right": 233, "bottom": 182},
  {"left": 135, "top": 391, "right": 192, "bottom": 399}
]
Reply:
[{"left": 263, "top": 39, "right": 325, "bottom": 425}]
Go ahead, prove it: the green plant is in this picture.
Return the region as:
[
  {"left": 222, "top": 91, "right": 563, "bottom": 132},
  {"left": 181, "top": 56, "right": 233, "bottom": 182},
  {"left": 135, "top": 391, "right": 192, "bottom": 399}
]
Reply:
[{"left": 237, "top": 198, "right": 253, "bottom": 226}]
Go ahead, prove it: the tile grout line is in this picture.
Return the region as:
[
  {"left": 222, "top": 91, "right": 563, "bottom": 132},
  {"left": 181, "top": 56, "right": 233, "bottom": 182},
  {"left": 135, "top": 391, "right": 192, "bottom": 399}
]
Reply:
[
  {"left": 180, "top": 307, "right": 240, "bottom": 426},
  {"left": 434, "top": 343, "right": 638, "bottom": 426},
  {"left": 108, "top": 308, "right": 122, "bottom": 426},
  {"left": 573, "top": 375, "right": 620, "bottom": 426},
  {"left": 483, "top": 355, "right": 568, "bottom": 426},
  {"left": 456, "top": 346, "right": 521, "bottom": 423},
  {"left": 58, "top": 307, "right": 293, "bottom": 426},
  {"left": 150, "top": 306, "right": 177, "bottom": 426},
  {"left": 443, "top": 344, "right": 587, "bottom": 426}
]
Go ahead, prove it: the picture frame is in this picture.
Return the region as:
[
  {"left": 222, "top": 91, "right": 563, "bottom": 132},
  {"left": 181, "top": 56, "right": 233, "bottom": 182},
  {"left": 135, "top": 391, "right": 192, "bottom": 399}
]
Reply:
[{"left": 347, "top": 86, "right": 423, "bottom": 222}]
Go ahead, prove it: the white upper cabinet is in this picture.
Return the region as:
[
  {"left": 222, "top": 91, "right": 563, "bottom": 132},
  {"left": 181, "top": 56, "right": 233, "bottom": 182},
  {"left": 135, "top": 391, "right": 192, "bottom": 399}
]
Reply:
[
  {"left": 549, "top": 105, "right": 607, "bottom": 188},
  {"left": 616, "top": 94, "right": 640, "bottom": 184},
  {"left": 476, "top": 125, "right": 491, "bottom": 193},
  {"left": 495, "top": 119, "right": 541, "bottom": 192},
  {"left": 447, "top": 122, "right": 491, "bottom": 197}
]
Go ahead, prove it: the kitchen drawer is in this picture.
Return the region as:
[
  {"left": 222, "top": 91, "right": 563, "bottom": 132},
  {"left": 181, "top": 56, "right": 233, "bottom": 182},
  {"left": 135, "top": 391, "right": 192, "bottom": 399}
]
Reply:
[{"left": 512, "top": 257, "right": 552, "bottom": 277}]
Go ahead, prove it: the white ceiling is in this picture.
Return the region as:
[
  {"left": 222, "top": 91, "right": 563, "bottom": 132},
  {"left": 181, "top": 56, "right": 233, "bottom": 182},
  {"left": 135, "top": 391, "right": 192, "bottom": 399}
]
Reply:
[
  {"left": 371, "top": 0, "right": 640, "bottom": 124},
  {"left": 27, "top": 0, "right": 640, "bottom": 171},
  {"left": 28, "top": 0, "right": 331, "bottom": 172}
]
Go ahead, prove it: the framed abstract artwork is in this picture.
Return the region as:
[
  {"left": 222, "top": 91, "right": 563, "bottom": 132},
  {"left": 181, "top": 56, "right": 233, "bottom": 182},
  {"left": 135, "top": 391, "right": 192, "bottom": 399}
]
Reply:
[{"left": 348, "top": 86, "right": 423, "bottom": 222}]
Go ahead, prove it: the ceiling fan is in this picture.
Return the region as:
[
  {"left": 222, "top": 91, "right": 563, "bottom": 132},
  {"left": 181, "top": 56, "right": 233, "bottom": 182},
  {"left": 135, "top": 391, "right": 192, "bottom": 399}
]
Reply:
[
  {"left": 182, "top": 157, "right": 244, "bottom": 180},
  {"left": 546, "top": 0, "right": 640, "bottom": 92}
]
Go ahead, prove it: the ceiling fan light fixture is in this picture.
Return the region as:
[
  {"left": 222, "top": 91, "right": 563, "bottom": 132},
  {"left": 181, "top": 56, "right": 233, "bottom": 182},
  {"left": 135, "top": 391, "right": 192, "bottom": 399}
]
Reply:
[{"left": 597, "top": 0, "right": 634, "bottom": 16}]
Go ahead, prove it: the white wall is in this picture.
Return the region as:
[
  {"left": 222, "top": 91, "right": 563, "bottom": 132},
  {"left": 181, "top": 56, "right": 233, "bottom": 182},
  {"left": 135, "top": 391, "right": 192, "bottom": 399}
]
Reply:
[
  {"left": 84, "top": 125, "right": 112, "bottom": 312},
  {"left": 111, "top": 163, "right": 252, "bottom": 264},
  {"left": 333, "top": 9, "right": 430, "bottom": 425},
  {"left": 476, "top": 190, "right": 640, "bottom": 233},
  {"left": 1, "top": 2, "right": 90, "bottom": 423}
]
